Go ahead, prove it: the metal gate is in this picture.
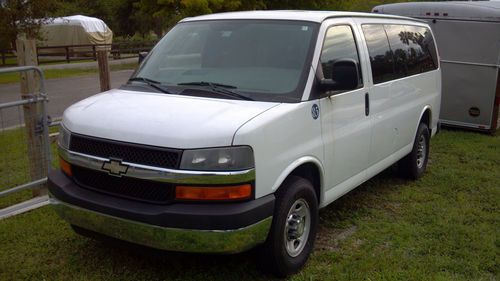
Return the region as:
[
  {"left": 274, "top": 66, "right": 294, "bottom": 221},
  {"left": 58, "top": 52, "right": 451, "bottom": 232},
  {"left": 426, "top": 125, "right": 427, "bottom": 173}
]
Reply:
[{"left": 0, "top": 66, "right": 52, "bottom": 219}]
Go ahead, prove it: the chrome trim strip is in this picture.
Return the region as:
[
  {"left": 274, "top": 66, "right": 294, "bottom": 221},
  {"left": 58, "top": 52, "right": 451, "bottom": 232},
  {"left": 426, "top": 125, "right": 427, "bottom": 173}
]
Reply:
[
  {"left": 440, "top": 119, "right": 491, "bottom": 130},
  {"left": 58, "top": 147, "right": 255, "bottom": 185},
  {"left": 50, "top": 197, "right": 272, "bottom": 254}
]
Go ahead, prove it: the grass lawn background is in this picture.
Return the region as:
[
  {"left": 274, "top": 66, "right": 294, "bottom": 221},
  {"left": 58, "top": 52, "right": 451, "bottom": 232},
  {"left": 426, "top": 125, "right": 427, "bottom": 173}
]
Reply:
[{"left": 0, "top": 129, "right": 498, "bottom": 280}]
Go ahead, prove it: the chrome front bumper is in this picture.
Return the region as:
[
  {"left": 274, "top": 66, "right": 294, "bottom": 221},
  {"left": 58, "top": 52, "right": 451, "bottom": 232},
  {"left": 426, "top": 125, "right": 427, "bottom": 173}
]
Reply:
[{"left": 51, "top": 197, "right": 272, "bottom": 254}]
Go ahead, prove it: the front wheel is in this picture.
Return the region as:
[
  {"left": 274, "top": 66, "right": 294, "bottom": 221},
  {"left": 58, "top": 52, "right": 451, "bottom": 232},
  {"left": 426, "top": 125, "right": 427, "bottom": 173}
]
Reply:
[
  {"left": 399, "top": 122, "right": 430, "bottom": 179},
  {"left": 262, "top": 176, "right": 318, "bottom": 277}
]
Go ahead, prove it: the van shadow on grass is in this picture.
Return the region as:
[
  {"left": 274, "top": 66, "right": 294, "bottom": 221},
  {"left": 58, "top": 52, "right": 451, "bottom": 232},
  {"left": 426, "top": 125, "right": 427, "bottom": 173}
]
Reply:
[
  {"left": 64, "top": 165, "right": 408, "bottom": 281},
  {"left": 69, "top": 228, "right": 278, "bottom": 281},
  {"left": 315, "top": 164, "right": 411, "bottom": 251}
]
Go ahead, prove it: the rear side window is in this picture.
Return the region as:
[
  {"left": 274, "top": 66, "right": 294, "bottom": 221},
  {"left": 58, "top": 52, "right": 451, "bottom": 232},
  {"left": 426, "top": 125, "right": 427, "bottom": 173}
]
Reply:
[
  {"left": 405, "top": 25, "right": 438, "bottom": 72},
  {"left": 320, "top": 25, "right": 363, "bottom": 87},
  {"left": 361, "top": 25, "right": 395, "bottom": 84},
  {"left": 362, "top": 24, "right": 438, "bottom": 84},
  {"left": 384, "top": 25, "right": 410, "bottom": 78},
  {"left": 385, "top": 25, "right": 438, "bottom": 77}
]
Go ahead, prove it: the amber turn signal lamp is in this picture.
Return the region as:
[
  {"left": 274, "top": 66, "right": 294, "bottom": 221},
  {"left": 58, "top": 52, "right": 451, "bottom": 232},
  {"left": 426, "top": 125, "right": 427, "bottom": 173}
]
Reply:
[
  {"left": 59, "top": 157, "right": 72, "bottom": 177},
  {"left": 175, "top": 184, "right": 252, "bottom": 201}
]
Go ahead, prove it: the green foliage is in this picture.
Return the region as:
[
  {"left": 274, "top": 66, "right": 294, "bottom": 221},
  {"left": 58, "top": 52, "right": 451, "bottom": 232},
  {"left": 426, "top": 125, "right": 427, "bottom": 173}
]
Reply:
[
  {"left": 131, "top": 0, "right": 263, "bottom": 37},
  {"left": 117, "top": 0, "right": 421, "bottom": 37},
  {"left": 49, "top": 0, "right": 131, "bottom": 35},
  {"left": 341, "top": 0, "right": 418, "bottom": 12},
  {"left": 265, "top": 0, "right": 342, "bottom": 10},
  {"left": 0, "top": 0, "right": 58, "bottom": 49},
  {"left": 0, "top": 0, "right": 424, "bottom": 48}
]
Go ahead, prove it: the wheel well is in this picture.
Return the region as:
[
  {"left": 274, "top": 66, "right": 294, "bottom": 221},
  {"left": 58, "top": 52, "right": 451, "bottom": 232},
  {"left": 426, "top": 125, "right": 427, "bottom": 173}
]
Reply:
[
  {"left": 288, "top": 163, "right": 321, "bottom": 204},
  {"left": 421, "top": 109, "right": 431, "bottom": 131}
]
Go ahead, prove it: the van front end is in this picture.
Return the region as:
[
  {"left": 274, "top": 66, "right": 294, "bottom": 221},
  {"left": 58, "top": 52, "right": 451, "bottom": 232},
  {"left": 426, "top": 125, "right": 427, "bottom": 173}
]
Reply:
[{"left": 48, "top": 126, "right": 274, "bottom": 254}]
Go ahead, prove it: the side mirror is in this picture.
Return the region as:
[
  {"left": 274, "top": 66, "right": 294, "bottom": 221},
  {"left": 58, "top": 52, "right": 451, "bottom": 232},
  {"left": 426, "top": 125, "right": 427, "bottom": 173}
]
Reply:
[
  {"left": 320, "top": 59, "right": 359, "bottom": 93},
  {"left": 138, "top": 51, "right": 149, "bottom": 64}
]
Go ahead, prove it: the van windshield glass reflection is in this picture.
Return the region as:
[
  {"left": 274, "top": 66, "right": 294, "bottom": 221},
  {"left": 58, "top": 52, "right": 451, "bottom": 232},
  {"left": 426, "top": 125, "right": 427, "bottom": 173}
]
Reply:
[{"left": 133, "top": 20, "right": 318, "bottom": 102}]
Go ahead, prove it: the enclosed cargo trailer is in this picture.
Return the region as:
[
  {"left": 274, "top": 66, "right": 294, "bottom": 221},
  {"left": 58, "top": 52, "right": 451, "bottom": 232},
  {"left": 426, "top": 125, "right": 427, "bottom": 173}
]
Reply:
[{"left": 373, "top": 1, "right": 500, "bottom": 133}]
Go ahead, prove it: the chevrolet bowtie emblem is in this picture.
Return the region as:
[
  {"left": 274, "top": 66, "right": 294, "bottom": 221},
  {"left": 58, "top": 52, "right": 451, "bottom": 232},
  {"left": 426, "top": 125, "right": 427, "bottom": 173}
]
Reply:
[{"left": 102, "top": 158, "right": 129, "bottom": 177}]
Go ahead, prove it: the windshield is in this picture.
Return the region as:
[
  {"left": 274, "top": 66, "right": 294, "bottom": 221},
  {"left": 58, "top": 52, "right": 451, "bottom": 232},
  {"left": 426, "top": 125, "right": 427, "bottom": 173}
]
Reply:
[{"left": 132, "top": 20, "right": 319, "bottom": 102}]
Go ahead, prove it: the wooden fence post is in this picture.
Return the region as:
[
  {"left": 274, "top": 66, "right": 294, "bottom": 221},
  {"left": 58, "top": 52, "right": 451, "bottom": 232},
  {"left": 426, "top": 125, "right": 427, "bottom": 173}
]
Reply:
[
  {"left": 65, "top": 46, "right": 70, "bottom": 63},
  {"left": 16, "top": 38, "right": 47, "bottom": 197},
  {"left": 97, "top": 49, "right": 110, "bottom": 91}
]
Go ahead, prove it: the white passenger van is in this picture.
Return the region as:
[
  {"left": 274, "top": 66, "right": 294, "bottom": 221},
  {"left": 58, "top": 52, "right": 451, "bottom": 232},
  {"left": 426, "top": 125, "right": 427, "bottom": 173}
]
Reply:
[{"left": 49, "top": 11, "right": 441, "bottom": 276}]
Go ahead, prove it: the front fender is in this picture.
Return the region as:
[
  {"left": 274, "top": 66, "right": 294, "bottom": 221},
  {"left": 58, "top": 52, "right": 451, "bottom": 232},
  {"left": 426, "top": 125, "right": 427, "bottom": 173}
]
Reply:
[{"left": 271, "top": 156, "right": 325, "bottom": 204}]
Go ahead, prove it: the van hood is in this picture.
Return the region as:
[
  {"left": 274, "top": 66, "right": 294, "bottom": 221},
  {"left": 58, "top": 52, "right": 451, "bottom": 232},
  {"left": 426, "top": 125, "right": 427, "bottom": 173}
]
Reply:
[{"left": 63, "top": 89, "right": 279, "bottom": 149}]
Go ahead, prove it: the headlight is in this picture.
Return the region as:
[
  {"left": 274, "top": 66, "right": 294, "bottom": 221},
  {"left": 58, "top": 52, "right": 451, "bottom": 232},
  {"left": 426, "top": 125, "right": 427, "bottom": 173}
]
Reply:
[
  {"left": 180, "top": 146, "right": 254, "bottom": 171},
  {"left": 58, "top": 125, "right": 71, "bottom": 150}
]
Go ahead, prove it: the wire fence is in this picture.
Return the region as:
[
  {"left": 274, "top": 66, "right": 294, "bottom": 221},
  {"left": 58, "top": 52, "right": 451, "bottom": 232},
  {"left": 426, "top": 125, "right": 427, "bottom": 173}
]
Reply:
[
  {"left": 0, "top": 66, "right": 52, "bottom": 214},
  {"left": 0, "top": 105, "right": 37, "bottom": 191}
]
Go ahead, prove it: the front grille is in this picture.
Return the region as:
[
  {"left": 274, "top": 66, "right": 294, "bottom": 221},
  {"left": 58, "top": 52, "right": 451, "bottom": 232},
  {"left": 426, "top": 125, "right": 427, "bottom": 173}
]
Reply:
[
  {"left": 69, "top": 134, "right": 182, "bottom": 169},
  {"left": 72, "top": 166, "right": 175, "bottom": 204}
]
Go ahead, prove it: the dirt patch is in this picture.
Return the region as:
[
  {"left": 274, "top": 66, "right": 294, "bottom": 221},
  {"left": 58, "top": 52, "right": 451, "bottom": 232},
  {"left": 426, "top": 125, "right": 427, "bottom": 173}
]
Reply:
[{"left": 315, "top": 225, "right": 358, "bottom": 251}]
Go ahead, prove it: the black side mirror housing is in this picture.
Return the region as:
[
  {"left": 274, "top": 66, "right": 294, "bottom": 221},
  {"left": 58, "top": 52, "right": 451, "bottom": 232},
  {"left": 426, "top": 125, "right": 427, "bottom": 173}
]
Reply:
[
  {"left": 138, "top": 52, "right": 149, "bottom": 64},
  {"left": 320, "top": 59, "right": 359, "bottom": 93}
]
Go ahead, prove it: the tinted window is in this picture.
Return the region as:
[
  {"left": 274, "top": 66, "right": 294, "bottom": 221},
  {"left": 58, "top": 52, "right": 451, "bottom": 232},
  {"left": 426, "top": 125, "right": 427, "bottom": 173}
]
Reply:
[
  {"left": 385, "top": 25, "right": 410, "bottom": 77},
  {"left": 405, "top": 26, "right": 438, "bottom": 72},
  {"left": 320, "top": 25, "right": 363, "bottom": 87},
  {"left": 385, "top": 25, "right": 438, "bottom": 77},
  {"left": 362, "top": 25, "right": 395, "bottom": 84},
  {"left": 363, "top": 24, "right": 438, "bottom": 84}
]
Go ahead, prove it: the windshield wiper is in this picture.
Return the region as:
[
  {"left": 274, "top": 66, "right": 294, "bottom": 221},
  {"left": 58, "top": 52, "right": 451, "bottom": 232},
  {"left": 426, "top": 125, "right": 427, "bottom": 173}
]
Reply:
[
  {"left": 177, "top": 81, "right": 253, "bottom": 101},
  {"left": 178, "top": 81, "right": 237, "bottom": 89},
  {"left": 129, "top": 77, "right": 162, "bottom": 84},
  {"left": 128, "top": 77, "right": 174, "bottom": 95}
]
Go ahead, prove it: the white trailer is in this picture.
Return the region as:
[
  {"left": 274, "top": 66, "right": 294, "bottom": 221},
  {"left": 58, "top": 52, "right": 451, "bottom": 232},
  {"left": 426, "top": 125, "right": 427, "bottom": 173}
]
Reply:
[{"left": 373, "top": 1, "right": 500, "bottom": 133}]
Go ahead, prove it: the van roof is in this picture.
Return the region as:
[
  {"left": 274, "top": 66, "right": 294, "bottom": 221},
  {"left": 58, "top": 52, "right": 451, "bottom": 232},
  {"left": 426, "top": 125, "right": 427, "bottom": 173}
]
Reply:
[
  {"left": 180, "top": 10, "right": 424, "bottom": 23},
  {"left": 373, "top": 1, "right": 500, "bottom": 22}
]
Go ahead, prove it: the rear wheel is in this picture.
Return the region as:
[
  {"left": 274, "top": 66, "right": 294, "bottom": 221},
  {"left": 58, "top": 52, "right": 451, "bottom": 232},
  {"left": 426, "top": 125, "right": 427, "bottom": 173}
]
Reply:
[
  {"left": 262, "top": 176, "right": 318, "bottom": 277},
  {"left": 399, "top": 122, "right": 430, "bottom": 179}
]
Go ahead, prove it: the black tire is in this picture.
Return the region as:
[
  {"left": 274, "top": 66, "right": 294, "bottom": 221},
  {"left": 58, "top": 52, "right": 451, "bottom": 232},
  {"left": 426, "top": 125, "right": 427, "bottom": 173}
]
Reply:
[
  {"left": 261, "top": 176, "right": 318, "bottom": 277},
  {"left": 399, "top": 122, "right": 430, "bottom": 180}
]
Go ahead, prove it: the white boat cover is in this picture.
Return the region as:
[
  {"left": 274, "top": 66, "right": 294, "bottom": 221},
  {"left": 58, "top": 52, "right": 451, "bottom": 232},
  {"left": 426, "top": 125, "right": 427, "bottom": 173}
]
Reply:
[{"left": 38, "top": 15, "right": 113, "bottom": 47}]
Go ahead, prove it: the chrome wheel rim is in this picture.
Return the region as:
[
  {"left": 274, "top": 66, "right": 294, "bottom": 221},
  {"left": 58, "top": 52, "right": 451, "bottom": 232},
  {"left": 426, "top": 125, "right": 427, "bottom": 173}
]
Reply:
[
  {"left": 416, "top": 134, "right": 427, "bottom": 169},
  {"left": 284, "top": 198, "right": 311, "bottom": 257}
]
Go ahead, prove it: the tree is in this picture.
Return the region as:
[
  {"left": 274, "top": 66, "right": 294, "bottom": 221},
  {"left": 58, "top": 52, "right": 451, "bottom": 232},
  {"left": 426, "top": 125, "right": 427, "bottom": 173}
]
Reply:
[
  {"left": 0, "top": 0, "right": 58, "bottom": 49},
  {"left": 264, "top": 0, "right": 343, "bottom": 10},
  {"left": 49, "top": 0, "right": 117, "bottom": 28},
  {"left": 340, "top": 0, "right": 421, "bottom": 12},
  {"left": 112, "top": 0, "right": 138, "bottom": 37},
  {"left": 132, "top": 0, "right": 178, "bottom": 38},
  {"left": 133, "top": 0, "right": 268, "bottom": 38}
]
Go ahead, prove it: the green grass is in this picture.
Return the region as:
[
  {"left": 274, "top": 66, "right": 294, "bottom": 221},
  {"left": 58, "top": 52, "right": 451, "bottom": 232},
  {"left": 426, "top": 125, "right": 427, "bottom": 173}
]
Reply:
[
  {"left": 2, "top": 58, "right": 103, "bottom": 67},
  {"left": 0, "top": 126, "right": 32, "bottom": 209},
  {"left": 0, "top": 126, "right": 59, "bottom": 209},
  {"left": 0, "top": 63, "right": 137, "bottom": 84},
  {"left": 39, "top": 59, "right": 95, "bottom": 65},
  {"left": 0, "top": 130, "right": 498, "bottom": 280},
  {"left": 0, "top": 56, "right": 18, "bottom": 66}
]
